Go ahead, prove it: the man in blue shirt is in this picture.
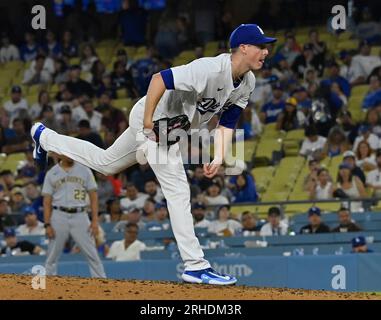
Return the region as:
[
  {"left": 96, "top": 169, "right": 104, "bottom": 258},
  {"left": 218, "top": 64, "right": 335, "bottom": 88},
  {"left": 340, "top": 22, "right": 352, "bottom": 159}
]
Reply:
[
  {"left": 19, "top": 32, "right": 39, "bottom": 62},
  {"left": 259, "top": 82, "right": 285, "bottom": 124},
  {"left": 321, "top": 61, "right": 351, "bottom": 97}
]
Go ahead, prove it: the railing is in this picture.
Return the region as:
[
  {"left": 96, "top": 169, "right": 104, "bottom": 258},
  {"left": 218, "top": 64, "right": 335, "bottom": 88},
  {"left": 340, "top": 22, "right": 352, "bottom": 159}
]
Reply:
[{"left": 202, "top": 197, "right": 381, "bottom": 215}]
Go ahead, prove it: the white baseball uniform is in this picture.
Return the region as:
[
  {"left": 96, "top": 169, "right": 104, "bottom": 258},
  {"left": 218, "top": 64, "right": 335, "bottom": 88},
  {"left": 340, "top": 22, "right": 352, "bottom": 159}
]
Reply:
[{"left": 38, "top": 53, "right": 255, "bottom": 271}]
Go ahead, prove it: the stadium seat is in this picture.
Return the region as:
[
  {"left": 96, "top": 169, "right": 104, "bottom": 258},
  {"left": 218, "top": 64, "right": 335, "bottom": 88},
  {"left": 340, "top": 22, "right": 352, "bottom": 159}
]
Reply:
[
  {"left": 172, "top": 57, "right": 190, "bottom": 67},
  {"left": 49, "top": 83, "right": 60, "bottom": 93},
  {"left": 262, "top": 123, "right": 284, "bottom": 139},
  {"left": 80, "top": 71, "right": 92, "bottom": 82},
  {"left": 116, "top": 88, "right": 128, "bottom": 99},
  {"left": 0, "top": 153, "right": 26, "bottom": 173},
  {"left": 336, "top": 31, "right": 354, "bottom": 41},
  {"left": 230, "top": 205, "right": 257, "bottom": 218},
  {"left": 336, "top": 39, "right": 358, "bottom": 51},
  {"left": 2, "top": 60, "right": 24, "bottom": 70},
  {"left": 255, "top": 137, "right": 282, "bottom": 162},
  {"left": 251, "top": 166, "right": 275, "bottom": 191},
  {"left": 69, "top": 57, "right": 80, "bottom": 65},
  {"left": 261, "top": 191, "right": 290, "bottom": 202},
  {"left": 177, "top": 50, "right": 196, "bottom": 64},
  {"left": 295, "top": 35, "right": 309, "bottom": 46},
  {"left": 113, "top": 98, "right": 134, "bottom": 114},
  {"left": 371, "top": 46, "right": 381, "bottom": 57},
  {"left": 28, "top": 84, "right": 47, "bottom": 96},
  {"left": 351, "top": 85, "right": 369, "bottom": 98},
  {"left": 26, "top": 94, "right": 38, "bottom": 105},
  {"left": 205, "top": 41, "right": 219, "bottom": 52}
]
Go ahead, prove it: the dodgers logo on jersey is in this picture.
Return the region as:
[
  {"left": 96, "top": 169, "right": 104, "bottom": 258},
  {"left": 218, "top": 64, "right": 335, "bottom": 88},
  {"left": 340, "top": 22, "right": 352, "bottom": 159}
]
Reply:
[{"left": 196, "top": 98, "right": 221, "bottom": 115}]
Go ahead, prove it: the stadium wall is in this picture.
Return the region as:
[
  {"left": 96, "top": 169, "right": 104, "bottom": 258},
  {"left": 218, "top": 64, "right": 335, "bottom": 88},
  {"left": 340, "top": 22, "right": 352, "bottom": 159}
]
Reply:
[{"left": 1, "top": 254, "right": 381, "bottom": 292}]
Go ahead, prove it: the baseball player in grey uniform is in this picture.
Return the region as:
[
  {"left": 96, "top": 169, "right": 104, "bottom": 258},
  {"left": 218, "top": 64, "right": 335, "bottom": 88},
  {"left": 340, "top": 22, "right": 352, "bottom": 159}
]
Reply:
[
  {"left": 32, "top": 24, "right": 276, "bottom": 285},
  {"left": 42, "top": 155, "right": 106, "bottom": 278}
]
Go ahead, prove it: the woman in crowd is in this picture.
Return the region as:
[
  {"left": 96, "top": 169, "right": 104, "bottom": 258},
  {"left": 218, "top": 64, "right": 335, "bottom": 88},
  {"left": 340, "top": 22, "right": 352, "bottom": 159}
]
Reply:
[
  {"left": 355, "top": 140, "right": 377, "bottom": 172},
  {"left": 29, "top": 90, "right": 51, "bottom": 121},
  {"left": 334, "top": 163, "right": 368, "bottom": 212},
  {"left": 276, "top": 97, "right": 305, "bottom": 131},
  {"left": 309, "top": 168, "right": 333, "bottom": 200},
  {"left": 53, "top": 58, "right": 69, "bottom": 84},
  {"left": 229, "top": 171, "right": 258, "bottom": 203},
  {"left": 322, "top": 126, "right": 349, "bottom": 158},
  {"left": 207, "top": 205, "right": 242, "bottom": 236},
  {"left": 100, "top": 197, "right": 123, "bottom": 223},
  {"left": 203, "top": 182, "right": 229, "bottom": 206},
  {"left": 80, "top": 43, "right": 98, "bottom": 72},
  {"left": 365, "top": 108, "right": 381, "bottom": 137}
]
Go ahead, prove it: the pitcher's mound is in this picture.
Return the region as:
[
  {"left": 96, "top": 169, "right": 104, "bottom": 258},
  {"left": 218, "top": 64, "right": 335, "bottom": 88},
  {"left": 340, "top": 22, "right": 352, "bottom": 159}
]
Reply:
[{"left": 0, "top": 274, "right": 378, "bottom": 300}]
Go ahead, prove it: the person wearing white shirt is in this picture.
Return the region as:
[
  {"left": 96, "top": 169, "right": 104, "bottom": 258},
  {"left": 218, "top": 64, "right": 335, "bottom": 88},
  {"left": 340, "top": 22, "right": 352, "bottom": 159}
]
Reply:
[
  {"left": 29, "top": 54, "right": 55, "bottom": 75},
  {"left": 80, "top": 44, "right": 98, "bottom": 73},
  {"left": 366, "top": 149, "right": 381, "bottom": 198},
  {"left": 309, "top": 168, "right": 333, "bottom": 200},
  {"left": 249, "top": 65, "right": 273, "bottom": 105},
  {"left": 29, "top": 90, "right": 51, "bottom": 120},
  {"left": 16, "top": 206, "right": 45, "bottom": 236},
  {"left": 260, "top": 207, "right": 288, "bottom": 236},
  {"left": 144, "top": 180, "right": 164, "bottom": 203},
  {"left": 22, "top": 54, "right": 52, "bottom": 85},
  {"left": 355, "top": 140, "right": 377, "bottom": 172},
  {"left": 352, "top": 125, "right": 380, "bottom": 152},
  {"left": 82, "top": 99, "right": 103, "bottom": 132},
  {"left": 0, "top": 35, "right": 20, "bottom": 62},
  {"left": 3, "top": 85, "right": 28, "bottom": 124},
  {"left": 120, "top": 183, "right": 149, "bottom": 212},
  {"left": 204, "top": 183, "right": 229, "bottom": 206},
  {"left": 192, "top": 202, "right": 211, "bottom": 229},
  {"left": 339, "top": 50, "right": 362, "bottom": 85},
  {"left": 208, "top": 205, "right": 242, "bottom": 236},
  {"left": 351, "top": 41, "right": 381, "bottom": 84},
  {"left": 107, "top": 223, "right": 146, "bottom": 261},
  {"left": 299, "top": 126, "right": 327, "bottom": 160}
]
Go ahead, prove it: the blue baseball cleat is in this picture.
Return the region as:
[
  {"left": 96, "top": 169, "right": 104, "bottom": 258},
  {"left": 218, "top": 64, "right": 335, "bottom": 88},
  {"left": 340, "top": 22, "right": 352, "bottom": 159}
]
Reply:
[
  {"left": 182, "top": 267, "right": 237, "bottom": 285},
  {"left": 31, "top": 122, "right": 47, "bottom": 170}
]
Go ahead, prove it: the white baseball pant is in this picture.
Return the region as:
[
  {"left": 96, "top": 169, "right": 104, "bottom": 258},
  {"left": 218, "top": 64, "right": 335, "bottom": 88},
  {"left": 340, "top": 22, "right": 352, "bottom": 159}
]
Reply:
[{"left": 39, "top": 125, "right": 210, "bottom": 271}]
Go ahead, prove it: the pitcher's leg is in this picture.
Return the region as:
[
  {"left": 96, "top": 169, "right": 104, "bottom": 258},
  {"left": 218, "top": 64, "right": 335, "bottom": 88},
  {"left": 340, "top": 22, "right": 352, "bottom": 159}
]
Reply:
[
  {"left": 145, "top": 140, "right": 210, "bottom": 271},
  {"left": 69, "top": 214, "right": 106, "bottom": 278},
  {"left": 45, "top": 212, "right": 69, "bottom": 276},
  {"left": 38, "top": 126, "right": 140, "bottom": 176}
]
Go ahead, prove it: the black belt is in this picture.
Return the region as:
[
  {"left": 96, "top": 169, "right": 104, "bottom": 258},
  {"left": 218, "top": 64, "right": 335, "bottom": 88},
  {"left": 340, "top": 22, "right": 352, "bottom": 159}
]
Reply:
[{"left": 53, "top": 206, "right": 86, "bottom": 213}]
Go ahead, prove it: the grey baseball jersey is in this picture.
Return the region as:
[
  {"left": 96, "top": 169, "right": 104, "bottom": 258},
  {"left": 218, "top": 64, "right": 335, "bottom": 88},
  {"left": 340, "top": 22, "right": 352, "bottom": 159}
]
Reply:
[
  {"left": 42, "top": 161, "right": 105, "bottom": 278},
  {"left": 42, "top": 162, "right": 98, "bottom": 207}
]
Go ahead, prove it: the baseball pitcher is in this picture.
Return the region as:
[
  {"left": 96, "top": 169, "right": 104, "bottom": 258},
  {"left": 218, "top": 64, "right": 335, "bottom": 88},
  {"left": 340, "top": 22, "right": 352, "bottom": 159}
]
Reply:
[{"left": 32, "top": 24, "right": 276, "bottom": 285}]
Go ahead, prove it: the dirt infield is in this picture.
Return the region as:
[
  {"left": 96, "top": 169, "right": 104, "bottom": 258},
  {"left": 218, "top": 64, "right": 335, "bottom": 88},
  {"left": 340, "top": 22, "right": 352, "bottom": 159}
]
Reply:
[{"left": 0, "top": 274, "right": 379, "bottom": 300}]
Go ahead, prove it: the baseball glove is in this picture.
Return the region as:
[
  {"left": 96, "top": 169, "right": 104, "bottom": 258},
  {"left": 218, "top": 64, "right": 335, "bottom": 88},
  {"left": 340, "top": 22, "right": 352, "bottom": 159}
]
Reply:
[{"left": 145, "top": 114, "right": 191, "bottom": 146}]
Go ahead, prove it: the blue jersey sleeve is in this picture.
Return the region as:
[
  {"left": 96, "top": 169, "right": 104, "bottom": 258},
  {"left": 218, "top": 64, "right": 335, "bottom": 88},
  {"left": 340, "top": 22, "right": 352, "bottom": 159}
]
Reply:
[
  {"left": 160, "top": 69, "right": 175, "bottom": 90},
  {"left": 219, "top": 105, "right": 243, "bottom": 129}
]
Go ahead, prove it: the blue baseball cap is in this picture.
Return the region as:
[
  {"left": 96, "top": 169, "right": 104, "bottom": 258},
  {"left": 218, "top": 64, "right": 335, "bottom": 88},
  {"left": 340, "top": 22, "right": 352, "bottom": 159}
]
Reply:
[
  {"left": 339, "top": 162, "right": 352, "bottom": 170},
  {"left": 229, "top": 24, "right": 277, "bottom": 49},
  {"left": 23, "top": 205, "right": 36, "bottom": 216},
  {"left": 155, "top": 202, "right": 167, "bottom": 210},
  {"left": 359, "top": 124, "right": 370, "bottom": 134},
  {"left": 192, "top": 202, "right": 206, "bottom": 210},
  {"left": 4, "top": 228, "right": 16, "bottom": 238},
  {"left": 308, "top": 206, "right": 321, "bottom": 216},
  {"left": 352, "top": 236, "right": 366, "bottom": 248}
]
